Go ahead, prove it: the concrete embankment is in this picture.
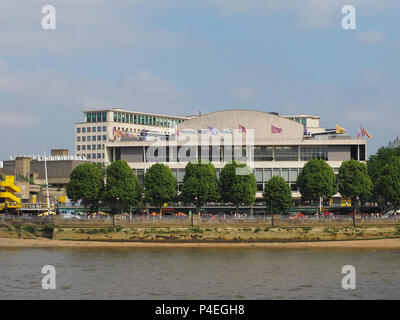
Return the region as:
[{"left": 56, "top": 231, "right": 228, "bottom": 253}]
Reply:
[{"left": 1, "top": 225, "right": 400, "bottom": 244}]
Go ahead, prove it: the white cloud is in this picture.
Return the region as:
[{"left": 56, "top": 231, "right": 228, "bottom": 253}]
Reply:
[{"left": 0, "top": 0, "right": 182, "bottom": 57}]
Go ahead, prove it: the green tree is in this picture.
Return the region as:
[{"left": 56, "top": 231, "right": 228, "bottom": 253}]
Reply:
[
  {"left": 368, "top": 146, "right": 400, "bottom": 202},
  {"left": 263, "top": 176, "right": 292, "bottom": 214},
  {"left": 219, "top": 161, "right": 257, "bottom": 214},
  {"left": 144, "top": 163, "right": 177, "bottom": 217},
  {"left": 180, "top": 160, "right": 220, "bottom": 217},
  {"left": 375, "top": 156, "right": 400, "bottom": 207},
  {"left": 103, "top": 160, "right": 142, "bottom": 214},
  {"left": 297, "top": 158, "right": 337, "bottom": 213},
  {"left": 338, "top": 159, "right": 373, "bottom": 215},
  {"left": 66, "top": 163, "right": 103, "bottom": 213}
]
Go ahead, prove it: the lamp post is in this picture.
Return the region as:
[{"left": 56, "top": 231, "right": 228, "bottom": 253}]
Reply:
[{"left": 271, "top": 199, "right": 274, "bottom": 227}]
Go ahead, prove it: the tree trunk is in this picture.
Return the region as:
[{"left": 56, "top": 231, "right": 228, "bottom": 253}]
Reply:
[
  {"left": 159, "top": 207, "right": 163, "bottom": 219},
  {"left": 196, "top": 201, "right": 200, "bottom": 221},
  {"left": 236, "top": 204, "right": 239, "bottom": 215}
]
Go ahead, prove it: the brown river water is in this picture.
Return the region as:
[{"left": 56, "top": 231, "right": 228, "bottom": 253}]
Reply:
[{"left": 0, "top": 247, "right": 399, "bottom": 299}]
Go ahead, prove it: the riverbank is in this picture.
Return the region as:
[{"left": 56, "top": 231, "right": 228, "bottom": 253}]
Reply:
[
  {"left": 1, "top": 225, "right": 400, "bottom": 243},
  {"left": 1, "top": 237, "right": 400, "bottom": 249}
]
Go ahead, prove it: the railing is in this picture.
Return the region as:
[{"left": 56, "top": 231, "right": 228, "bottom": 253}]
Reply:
[{"left": 1, "top": 213, "right": 399, "bottom": 228}]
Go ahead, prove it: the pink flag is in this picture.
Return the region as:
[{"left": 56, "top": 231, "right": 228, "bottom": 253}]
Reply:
[
  {"left": 271, "top": 125, "right": 282, "bottom": 134},
  {"left": 238, "top": 125, "right": 246, "bottom": 133}
]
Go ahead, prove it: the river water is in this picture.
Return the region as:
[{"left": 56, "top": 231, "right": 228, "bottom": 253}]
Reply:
[{"left": 0, "top": 247, "right": 399, "bottom": 299}]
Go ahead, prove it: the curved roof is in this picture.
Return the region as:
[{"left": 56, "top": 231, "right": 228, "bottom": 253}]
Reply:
[{"left": 177, "top": 109, "right": 304, "bottom": 143}]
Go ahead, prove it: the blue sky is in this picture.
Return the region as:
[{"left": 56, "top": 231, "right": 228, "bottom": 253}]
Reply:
[{"left": 0, "top": 0, "right": 399, "bottom": 160}]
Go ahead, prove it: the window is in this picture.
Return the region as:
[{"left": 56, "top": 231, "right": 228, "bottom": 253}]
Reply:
[
  {"left": 97, "top": 153, "right": 102, "bottom": 159},
  {"left": 102, "top": 112, "right": 107, "bottom": 122},
  {"left": 87, "top": 113, "right": 91, "bottom": 123},
  {"left": 87, "top": 127, "right": 91, "bottom": 133},
  {"left": 87, "top": 136, "right": 91, "bottom": 141},
  {"left": 77, "top": 145, "right": 81, "bottom": 151},
  {"left": 114, "top": 112, "right": 117, "bottom": 122},
  {"left": 87, "top": 145, "right": 91, "bottom": 150},
  {"left": 254, "top": 146, "right": 273, "bottom": 161},
  {"left": 77, "top": 128, "right": 81, "bottom": 133},
  {"left": 275, "top": 146, "right": 298, "bottom": 161},
  {"left": 92, "top": 136, "right": 96, "bottom": 141},
  {"left": 103, "top": 135, "right": 106, "bottom": 141},
  {"left": 97, "top": 126, "right": 101, "bottom": 132},
  {"left": 97, "top": 135, "right": 101, "bottom": 141},
  {"left": 82, "top": 145, "right": 86, "bottom": 151},
  {"left": 82, "top": 127, "right": 86, "bottom": 133},
  {"left": 92, "top": 144, "right": 96, "bottom": 150},
  {"left": 77, "top": 136, "right": 81, "bottom": 142},
  {"left": 92, "top": 127, "right": 96, "bottom": 133},
  {"left": 97, "top": 144, "right": 101, "bottom": 150},
  {"left": 118, "top": 113, "right": 121, "bottom": 122},
  {"left": 82, "top": 136, "right": 86, "bottom": 142},
  {"left": 102, "top": 153, "right": 105, "bottom": 158},
  {"left": 300, "top": 146, "right": 328, "bottom": 161},
  {"left": 97, "top": 112, "right": 101, "bottom": 122},
  {"left": 102, "top": 144, "right": 105, "bottom": 150},
  {"left": 92, "top": 154, "right": 96, "bottom": 159},
  {"left": 87, "top": 154, "right": 91, "bottom": 159},
  {"left": 103, "top": 126, "right": 106, "bottom": 131}
]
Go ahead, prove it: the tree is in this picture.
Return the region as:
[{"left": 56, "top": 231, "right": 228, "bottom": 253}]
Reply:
[
  {"left": 375, "top": 156, "right": 400, "bottom": 207},
  {"left": 103, "top": 160, "right": 142, "bottom": 214},
  {"left": 263, "top": 176, "right": 292, "bottom": 215},
  {"left": 338, "top": 159, "right": 373, "bottom": 217},
  {"left": 66, "top": 163, "right": 103, "bottom": 213},
  {"left": 219, "top": 161, "right": 257, "bottom": 214},
  {"left": 368, "top": 146, "right": 400, "bottom": 202},
  {"left": 144, "top": 163, "right": 177, "bottom": 217},
  {"left": 297, "top": 158, "right": 337, "bottom": 214},
  {"left": 180, "top": 160, "right": 220, "bottom": 217}
]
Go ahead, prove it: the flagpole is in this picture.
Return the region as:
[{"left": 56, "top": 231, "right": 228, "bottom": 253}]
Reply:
[{"left": 43, "top": 146, "right": 50, "bottom": 216}]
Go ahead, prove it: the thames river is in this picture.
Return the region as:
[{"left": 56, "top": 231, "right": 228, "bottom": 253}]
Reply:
[{"left": 0, "top": 247, "right": 399, "bottom": 299}]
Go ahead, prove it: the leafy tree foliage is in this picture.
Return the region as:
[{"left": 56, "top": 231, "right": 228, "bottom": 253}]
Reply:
[
  {"left": 263, "top": 176, "right": 292, "bottom": 214},
  {"left": 219, "top": 161, "right": 257, "bottom": 213},
  {"left": 338, "top": 159, "right": 373, "bottom": 212},
  {"left": 144, "top": 163, "right": 177, "bottom": 215},
  {"left": 180, "top": 160, "right": 220, "bottom": 215},
  {"left": 66, "top": 163, "right": 103, "bottom": 211},
  {"left": 368, "top": 146, "right": 400, "bottom": 202},
  {"left": 297, "top": 158, "right": 337, "bottom": 204},
  {"left": 375, "top": 156, "right": 400, "bottom": 206},
  {"left": 103, "top": 160, "right": 142, "bottom": 213}
]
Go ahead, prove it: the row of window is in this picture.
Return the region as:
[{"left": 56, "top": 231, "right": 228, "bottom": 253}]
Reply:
[
  {"left": 77, "top": 126, "right": 107, "bottom": 133},
  {"left": 76, "top": 153, "right": 105, "bottom": 159},
  {"left": 113, "top": 112, "right": 185, "bottom": 128},
  {"left": 77, "top": 144, "right": 105, "bottom": 151},
  {"left": 86, "top": 112, "right": 107, "bottom": 123},
  {"left": 77, "top": 135, "right": 107, "bottom": 142},
  {"left": 121, "top": 145, "right": 329, "bottom": 162},
  {"left": 131, "top": 168, "right": 315, "bottom": 192}
]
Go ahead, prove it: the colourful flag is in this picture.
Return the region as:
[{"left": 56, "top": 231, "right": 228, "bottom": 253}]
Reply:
[
  {"left": 360, "top": 127, "right": 372, "bottom": 138},
  {"left": 336, "top": 124, "right": 346, "bottom": 134},
  {"left": 238, "top": 125, "right": 246, "bottom": 133},
  {"left": 271, "top": 125, "right": 282, "bottom": 134},
  {"left": 176, "top": 128, "right": 182, "bottom": 136}
]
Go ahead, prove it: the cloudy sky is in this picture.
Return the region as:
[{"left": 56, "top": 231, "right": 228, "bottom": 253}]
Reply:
[{"left": 0, "top": 0, "right": 399, "bottom": 160}]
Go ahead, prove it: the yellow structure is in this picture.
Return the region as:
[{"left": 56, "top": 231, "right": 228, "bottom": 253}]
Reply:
[{"left": 0, "top": 176, "right": 22, "bottom": 211}]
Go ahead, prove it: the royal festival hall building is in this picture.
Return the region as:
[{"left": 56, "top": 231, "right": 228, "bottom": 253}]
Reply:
[{"left": 74, "top": 109, "right": 367, "bottom": 202}]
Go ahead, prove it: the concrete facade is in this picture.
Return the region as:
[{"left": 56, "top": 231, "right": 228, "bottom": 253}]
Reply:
[{"left": 103, "top": 109, "right": 367, "bottom": 199}]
